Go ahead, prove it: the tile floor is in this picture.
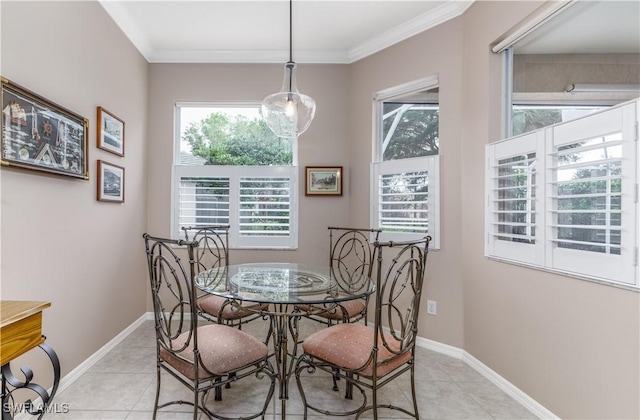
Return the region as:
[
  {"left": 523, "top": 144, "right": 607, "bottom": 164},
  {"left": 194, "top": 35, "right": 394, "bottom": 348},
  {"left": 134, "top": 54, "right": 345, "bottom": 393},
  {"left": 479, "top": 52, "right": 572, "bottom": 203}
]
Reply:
[{"left": 50, "top": 319, "right": 537, "bottom": 419}]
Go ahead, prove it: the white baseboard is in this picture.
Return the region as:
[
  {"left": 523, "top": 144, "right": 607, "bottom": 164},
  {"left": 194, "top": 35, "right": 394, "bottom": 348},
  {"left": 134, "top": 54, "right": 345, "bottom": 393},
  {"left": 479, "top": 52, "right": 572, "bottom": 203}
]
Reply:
[
  {"left": 55, "top": 313, "right": 150, "bottom": 395},
  {"left": 462, "top": 352, "right": 559, "bottom": 420},
  {"left": 14, "top": 314, "right": 149, "bottom": 420},
  {"left": 416, "top": 335, "right": 465, "bottom": 359},
  {"left": 415, "top": 337, "right": 559, "bottom": 420}
]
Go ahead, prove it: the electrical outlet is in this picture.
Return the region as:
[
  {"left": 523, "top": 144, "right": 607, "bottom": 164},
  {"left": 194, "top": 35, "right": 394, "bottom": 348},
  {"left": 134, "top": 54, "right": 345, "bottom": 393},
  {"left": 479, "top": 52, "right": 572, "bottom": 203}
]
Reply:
[{"left": 427, "top": 300, "right": 437, "bottom": 315}]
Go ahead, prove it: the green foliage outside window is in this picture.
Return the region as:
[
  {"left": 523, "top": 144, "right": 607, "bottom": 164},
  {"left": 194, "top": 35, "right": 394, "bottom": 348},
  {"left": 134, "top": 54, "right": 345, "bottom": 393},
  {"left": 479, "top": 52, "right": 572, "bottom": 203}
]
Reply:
[
  {"left": 382, "top": 103, "right": 439, "bottom": 160},
  {"left": 379, "top": 102, "right": 438, "bottom": 234},
  {"left": 512, "top": 109, "right": 563, "bottom": 136},
  {"left": 180, "top": 110, "right": 293, "bottom": 234},
  {"left": 182, "top": 112, "right": 292, "bottom": 165}
]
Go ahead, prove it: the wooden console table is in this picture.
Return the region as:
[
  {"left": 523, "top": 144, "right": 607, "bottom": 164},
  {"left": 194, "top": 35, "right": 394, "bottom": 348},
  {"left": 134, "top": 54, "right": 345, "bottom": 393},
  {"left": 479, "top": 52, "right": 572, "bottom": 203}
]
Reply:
[{"left": 1, "top": 301, "right": 60, "bottom": 419}]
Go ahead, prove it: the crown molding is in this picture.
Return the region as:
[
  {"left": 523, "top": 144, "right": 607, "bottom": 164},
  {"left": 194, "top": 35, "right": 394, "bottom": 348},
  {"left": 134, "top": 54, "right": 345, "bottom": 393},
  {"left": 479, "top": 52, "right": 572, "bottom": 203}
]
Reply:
[
  {"left": 348, "top": 0, "right": 474, "bottom": 63},
  {"left": 100, "top": 0, "right": 474, "bottom": 64},
  {"left": 146, "top": 49, "right": 352, "bottom": 64},
  {"left": 99, "top": 0, "right": 154, "bottom": 60}
]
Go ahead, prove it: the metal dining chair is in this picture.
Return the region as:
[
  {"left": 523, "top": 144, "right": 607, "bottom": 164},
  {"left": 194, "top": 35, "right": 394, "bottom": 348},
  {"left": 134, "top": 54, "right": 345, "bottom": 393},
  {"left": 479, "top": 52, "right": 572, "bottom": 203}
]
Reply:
[
  {"left": 295, "top": 227, "right": 381, "bottom": 392},
  {"left": 295, "top": 236, "right": 432, "bottom": 419},
  {"left": 182, "top": 225, "right": 269, "bottom": 328},
  {"left": 298, "top": 227, "right": 381, "bottom": 325},
  {"left": 142, "top": 233, "right": 276, "bottom": 419}
]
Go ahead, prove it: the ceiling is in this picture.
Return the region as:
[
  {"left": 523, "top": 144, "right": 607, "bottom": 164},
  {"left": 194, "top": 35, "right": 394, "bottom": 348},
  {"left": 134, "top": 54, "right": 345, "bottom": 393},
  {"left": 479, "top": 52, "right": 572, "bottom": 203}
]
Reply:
[
  {"left": 99, "top": 0, "right": 639, "bottom": 64},
  {"left": 513, "top": 0, "right": 640, "bottom": 54},
  {"left": 98, "top": 0, "right": 473, "bottom": 64}
]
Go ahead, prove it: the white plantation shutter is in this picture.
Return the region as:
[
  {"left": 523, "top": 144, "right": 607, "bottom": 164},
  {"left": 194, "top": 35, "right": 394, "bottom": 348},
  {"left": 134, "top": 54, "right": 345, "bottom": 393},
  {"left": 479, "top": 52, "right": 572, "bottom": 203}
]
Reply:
[
  {"left": 239, "top": 177, "right": 291, "bottom": 237},
  {"left": 177, "top": 176, "right": 230, "bottom": 229},
  {"left": 486, "top": 100, "right": 639, "bottom": 288},
  {"left": 486, "top": 131, "right": 545, "bottom": 265},
  {"left": 174, "top": 165, "right": 297, "bottom": 249},
  {"left": 379, "top": 171, "right": 428, "bottom": 232},
  {"left": 371, "top": 156, "right": 440, "bottom": 247},
  {"left": 546, "top": 104, "right": 636, "bottom": 285}
]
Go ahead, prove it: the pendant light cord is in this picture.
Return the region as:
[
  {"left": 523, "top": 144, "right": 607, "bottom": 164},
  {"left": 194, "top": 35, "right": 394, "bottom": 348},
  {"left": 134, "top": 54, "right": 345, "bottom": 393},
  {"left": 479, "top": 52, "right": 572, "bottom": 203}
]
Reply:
[
  {"left": 289, "top": 0, "right": 293, "bottom": 63},
  {"left": 287, "top": 0, "right": 294, "bottom": 92}
]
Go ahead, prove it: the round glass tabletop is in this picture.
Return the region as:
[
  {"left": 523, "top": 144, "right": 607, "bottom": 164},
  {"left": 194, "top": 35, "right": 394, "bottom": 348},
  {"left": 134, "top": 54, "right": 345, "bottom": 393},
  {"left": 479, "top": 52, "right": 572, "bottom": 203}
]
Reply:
[{"left": 194, "top": 262, "right": 375, "bottom": 305}]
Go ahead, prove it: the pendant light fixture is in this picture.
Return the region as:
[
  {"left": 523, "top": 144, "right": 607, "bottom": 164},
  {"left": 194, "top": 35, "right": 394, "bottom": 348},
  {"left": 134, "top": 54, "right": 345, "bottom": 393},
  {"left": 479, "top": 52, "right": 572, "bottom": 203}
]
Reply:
[{"left": 261, "top": 0, "right": 316, "bottom": 138}]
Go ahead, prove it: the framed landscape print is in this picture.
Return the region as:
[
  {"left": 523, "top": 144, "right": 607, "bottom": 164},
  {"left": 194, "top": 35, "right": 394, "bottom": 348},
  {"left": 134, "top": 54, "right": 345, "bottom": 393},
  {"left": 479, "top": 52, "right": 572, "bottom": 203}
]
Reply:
[
  {"left": 97, "top": 106, "right": 124, "bottom": 156},
  {"left": 97, "top": 160, "right": 124, "bottom": 202},
  {"left": 1, "top": 77, "right": 89, "bottom": 179},
  {"left": 305, "top": 166, "right": 343, "bottom": 196}
]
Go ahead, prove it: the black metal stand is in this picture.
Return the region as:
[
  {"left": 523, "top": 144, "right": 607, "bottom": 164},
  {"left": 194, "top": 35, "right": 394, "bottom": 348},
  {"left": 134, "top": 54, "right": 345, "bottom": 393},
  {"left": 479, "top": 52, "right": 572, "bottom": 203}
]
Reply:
[{"left": 1, "top": 341, "right": 61, "bottom": 420}]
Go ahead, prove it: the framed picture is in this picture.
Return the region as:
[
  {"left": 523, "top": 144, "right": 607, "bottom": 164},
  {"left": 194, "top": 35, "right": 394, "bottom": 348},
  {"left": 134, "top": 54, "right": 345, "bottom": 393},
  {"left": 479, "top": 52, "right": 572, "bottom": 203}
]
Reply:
[
  {"left": 97, "top": 107, "right": 124, "bottom": 156},
  {"left": 305, "top": 166, "right": 343, "bottom": 196},
  {"left": 97, "top": 160, "right": 124, "bottom": 203},
  {"left": 1, "top": 77, "right": 89, "bottom": 179}
]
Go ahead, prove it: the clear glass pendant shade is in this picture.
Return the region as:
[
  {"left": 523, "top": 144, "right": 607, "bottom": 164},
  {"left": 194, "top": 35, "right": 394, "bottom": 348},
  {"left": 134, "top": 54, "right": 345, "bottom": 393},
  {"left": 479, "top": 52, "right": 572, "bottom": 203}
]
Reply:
[{"left": 262, "top": 62, "right": 316, "bottom": 138}]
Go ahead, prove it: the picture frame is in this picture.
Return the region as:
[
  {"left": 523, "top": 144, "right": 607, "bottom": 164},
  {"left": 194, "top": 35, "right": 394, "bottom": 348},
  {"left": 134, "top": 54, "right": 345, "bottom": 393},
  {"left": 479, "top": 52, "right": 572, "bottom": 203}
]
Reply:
[
  {"left": 305, "top": 166, "right": 343, "bottom": 196},
  {"left": 97, "top": 106, "right": 124, "bottom": 156},
  {"left": 1, "top": 77, "right": 89, "bottom": 179},
  {"left": 97, "top": 160, "right": 125, "bottom": 203}
]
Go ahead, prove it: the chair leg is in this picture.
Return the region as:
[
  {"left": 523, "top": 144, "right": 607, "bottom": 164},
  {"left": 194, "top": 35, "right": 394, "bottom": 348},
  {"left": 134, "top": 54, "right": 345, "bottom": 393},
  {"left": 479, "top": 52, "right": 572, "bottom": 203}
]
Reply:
[
  {"left": 372, "top": 379, "right": 378, "bottom": 420},
  {"left": 225, "top": 372, "right": 235, "bottom": 388},
  {"left": 410, "top": 364, "right": 419, "bottom": 418},
  {"left": 214, "top": 377, "right": 222, "bottom": 401},
  {"left": 332, "top": 368, "right": 340, "bottom": 391},
  {"left": 153, "top": 367, "right": 161, "bottom": 419},
  {"left": 295, "top": 358, "right": 310, "bottom": 419},
  {"left": 192, "top": 376, "right": 199, "bottom": 420},
  {"left": 345, "top": 372, "right": 354, "bottom": 400}
]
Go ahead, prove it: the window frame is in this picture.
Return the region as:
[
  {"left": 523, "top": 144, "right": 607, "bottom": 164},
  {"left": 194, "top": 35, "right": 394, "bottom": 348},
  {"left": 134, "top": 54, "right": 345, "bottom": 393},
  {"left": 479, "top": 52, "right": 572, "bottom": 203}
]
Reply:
[
  {"left": 172, "top": 102, "right": 299, "bottom": 250},
  {"left": 497, "top": 0, "right": 639, "bottom": 139},
  {"left": 371, "top": 76, "right": 441, "bottom": 248},
  {"left": 486, "top": 100, "right": 639, "bottom": 290}
]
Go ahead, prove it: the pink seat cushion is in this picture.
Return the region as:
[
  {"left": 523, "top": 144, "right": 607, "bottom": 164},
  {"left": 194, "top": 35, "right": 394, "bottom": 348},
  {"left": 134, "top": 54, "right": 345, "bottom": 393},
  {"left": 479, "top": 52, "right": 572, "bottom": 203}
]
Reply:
[
  {"left": 199, "top": 294, "right": 268, "bottom": 320},
  {"left": 160, "top": 324, "right": 268, "bottom": 379},
  {"left": 298, "top": 300, "right": 366, "bottom": 321},
  {"left": 302, "top": 323, "right": 411, "bottom": 378}
]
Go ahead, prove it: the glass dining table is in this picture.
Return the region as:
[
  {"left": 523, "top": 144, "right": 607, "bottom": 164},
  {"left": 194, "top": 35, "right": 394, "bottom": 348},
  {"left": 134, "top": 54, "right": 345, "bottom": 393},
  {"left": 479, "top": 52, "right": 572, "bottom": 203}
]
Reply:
[{"left": 194, "top": 262, "right": 375, "bottom": 419}]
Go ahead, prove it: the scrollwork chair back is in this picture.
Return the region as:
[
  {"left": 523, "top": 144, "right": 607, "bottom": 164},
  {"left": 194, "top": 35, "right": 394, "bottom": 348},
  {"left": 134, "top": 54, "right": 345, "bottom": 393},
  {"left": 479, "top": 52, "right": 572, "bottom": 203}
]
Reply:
[
  {"left": 295, "top": 236, "right": 432, "bottom": 420},
  {"left": 143, "top": 233, "right": 275, "bottom": 419}
]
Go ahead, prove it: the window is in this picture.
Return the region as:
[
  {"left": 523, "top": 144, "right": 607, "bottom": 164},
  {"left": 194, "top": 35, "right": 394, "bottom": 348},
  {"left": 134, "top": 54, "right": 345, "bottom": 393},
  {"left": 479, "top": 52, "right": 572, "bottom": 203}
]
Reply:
[
  {"left": 493, "top": 1, "right": 639, "bottom": 138},
  {"left": 485, "top": 131, "right": 544, "bottom": 266},
  {"left": 173, "top": 104, "right": 298, "bottom": 249},
  {"left": 371, "top": 77, "right": 440, "bottom": 247},
  {"left": 486, "top": 101, "right": 639, "bottom": 288},
  {"left": 512, "top": 104, "right": 607, "bottom": 136}
]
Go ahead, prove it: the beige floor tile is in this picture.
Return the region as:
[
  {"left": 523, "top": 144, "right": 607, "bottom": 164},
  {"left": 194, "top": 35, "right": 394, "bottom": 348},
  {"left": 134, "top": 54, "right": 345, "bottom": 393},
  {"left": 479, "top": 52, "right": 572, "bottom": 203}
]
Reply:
[
  {"left": 132, "top": 372, "right": 200, "bottom": 413},
  {"left": 431, "top": 356, "right": 489, "bottom": 383},
  {"left": 55, "top": 372, "right": 153, "bottom": 412},
  {"left": 118, "top": 322, "right": 158, "bottom": 348},
  {"left": 51, "top": 319, "right": 537, "bottom": 420},
  {"left": 126, "top": 410, "right": 202, "bottom": 419},
  {"left": 88, "top": 345, "right": 157, "bottom": 374},
  {"left": 47, "top": 410, "right": 129, "bottom": 419},
  {"left": 456, "top": 381, "right": 538, "bottom": 420},
  {"left": 413, "top": 380, "right": 494, "bottom": 420}
]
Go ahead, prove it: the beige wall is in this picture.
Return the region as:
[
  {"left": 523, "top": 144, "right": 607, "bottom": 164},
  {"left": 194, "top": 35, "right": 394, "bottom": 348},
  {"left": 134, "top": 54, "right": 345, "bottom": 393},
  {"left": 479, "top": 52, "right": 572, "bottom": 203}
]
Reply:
[
  {"left": 347, "top": 1, "right": 640, "bottom": 418},
  {"left": 147, "top": 63, "right": 351, "bottom": 265},
  {"left": 0, "top": 0, "right": 149, "bottom": 380},
  {"left": 460, "top": 2, "right": 640, "bottom": 419},
  {"left": 347, "top": 17, "right": 465, "bottom": 348}
]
